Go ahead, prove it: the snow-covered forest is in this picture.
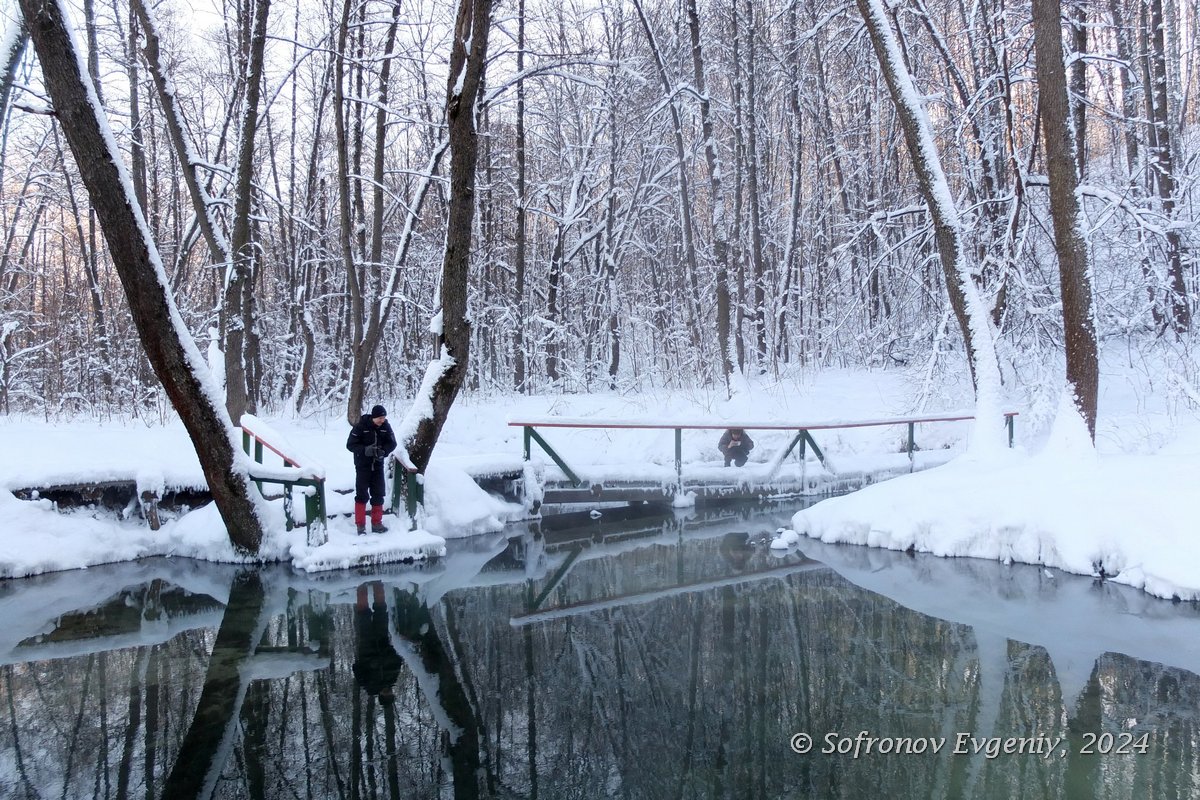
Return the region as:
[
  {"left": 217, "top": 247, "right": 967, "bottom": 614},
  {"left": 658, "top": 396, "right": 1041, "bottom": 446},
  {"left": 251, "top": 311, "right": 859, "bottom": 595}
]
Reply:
[{"left": 1, "top": 0, "right": 1197, "bottom": 423}]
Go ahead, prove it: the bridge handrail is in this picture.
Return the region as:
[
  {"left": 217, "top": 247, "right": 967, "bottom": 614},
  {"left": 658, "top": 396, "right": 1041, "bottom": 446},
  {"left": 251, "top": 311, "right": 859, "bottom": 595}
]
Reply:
[
  {"left": 239, "top": 414, "right": 325, "bottom": 477},
  {"left": 238, "top": 414, "right": 327, "bottom": 543},
  {"left": 507, "top": 410, "right": 1018, "bottom": 431},
  {"left": 511, "top": 411, "right": 1020, "bottom": 493}
]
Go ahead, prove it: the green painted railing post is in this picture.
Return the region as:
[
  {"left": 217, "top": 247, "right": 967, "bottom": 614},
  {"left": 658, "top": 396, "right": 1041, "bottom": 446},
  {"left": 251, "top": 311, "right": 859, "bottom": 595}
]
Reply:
[
  {"left": 526, "top": 428, "right": 582, "bottom": 487},
  {"left": 523, "top": 426, "right": 531, "bottom": 461},
  {"left": 391, "top": 462, "right": 404, "bottom": 515},
  {"left": 241, "top": 430, "right": 250, "bottom": 456},
  {"left": 253, "top": 441, "right": 264, "bottom": 494},
  {"left": 283, "top": 489, "right": 294, "bottom": 531},
  {"left": 1007, "top": 414, "right": 1015, "bottom": 448},
  {"left": 405, "top": 470, "right": 423, "bottom": 526},
  {"left": 674, "top": 428, "right": 682, "bottom": 492},
  {"left": 907, "top": 421, "right": 915, "bottom": 462}
]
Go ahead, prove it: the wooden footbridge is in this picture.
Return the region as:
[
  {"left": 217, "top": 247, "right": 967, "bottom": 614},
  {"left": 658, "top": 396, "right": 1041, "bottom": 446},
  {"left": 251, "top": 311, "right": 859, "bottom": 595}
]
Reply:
[
  {"left": 9, "top": 410, "right": 1017, "bottom": 536},
  {"left": 509, "top": 411, "right": 1017, "bottom": 510}
]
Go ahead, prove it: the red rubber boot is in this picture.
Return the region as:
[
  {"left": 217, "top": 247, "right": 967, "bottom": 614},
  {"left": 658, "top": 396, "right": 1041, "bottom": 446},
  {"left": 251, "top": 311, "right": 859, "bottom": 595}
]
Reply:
[{"left": 371, "top": 505, "right": 388, "bottom": 534}]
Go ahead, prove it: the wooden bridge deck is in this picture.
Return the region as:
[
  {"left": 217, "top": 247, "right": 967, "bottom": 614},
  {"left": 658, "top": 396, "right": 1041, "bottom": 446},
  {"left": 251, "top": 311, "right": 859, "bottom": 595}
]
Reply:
[{"left": 532, "top": 450, "right": 953, "bottom": 508}]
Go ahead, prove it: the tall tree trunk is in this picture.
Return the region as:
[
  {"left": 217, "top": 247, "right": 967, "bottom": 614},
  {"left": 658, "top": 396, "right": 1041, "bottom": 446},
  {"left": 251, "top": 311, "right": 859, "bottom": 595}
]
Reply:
[
  {"left": 127, "top": 12, "right": 147, "bottom": 211},
  {"left": 731, "top": 1, "right": 746, "bottom": 372},
  {"left": 1032, "top": 0, "right": 1100, "bottom": 435},
  {"left": 224, "top": 0, "right": 271, "bottom": 421},
  {"left": 131, "top": 0, "right": 230, "bottom": 267},
  {"left": 1109, "top": 0, "right": 1163, "bottom": 328},
  {"left": 632, "top": 0, "right": 705, "bottom": 362},
  {"left": 742, "top": 0, "right": 769, "bottom": 371},
  {"left": 401, "top": 0, "right": 492, "bottom": 476},
  {"left": 1070, "top": 2, "right": 1088, "bottom": 177},
  {"left": 545, "top": 226, "right": 563, "bottom": 383},
  {"left": 20, "top": 0, "right": 266, "bottom": 551},
  {"left": 345, "top": 0, "right": 403, "bottom": 422},
  {"left": 686, "top": 0, "right": 733, "bottom": 388},
  {"left": 513, "top": 0, "right": 528, "bottom": 393},
  {"left": 1146, "top": 0, "right": 1191, "bottom": 332}
]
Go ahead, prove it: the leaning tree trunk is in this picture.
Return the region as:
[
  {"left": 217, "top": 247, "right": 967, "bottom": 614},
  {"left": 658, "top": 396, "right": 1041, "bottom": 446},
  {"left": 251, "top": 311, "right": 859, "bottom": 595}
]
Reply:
[
  {"left": 1031, "top": 0, "right": 1100, "bottom": 436},
  {"left": 19, "top": 0, "right": 266, "bottom": 552},
  {"left": 402, "top": 0, "right": 492, "bottom": 475},
  {"left": 856, "top": 0, "right": 1005, "bottom": 449},
  {"left": 0, "top": 22, "right": 28, "bottom": 128},
  {"left": 131, "top": 0, "right": 229, "bottom": 267}
]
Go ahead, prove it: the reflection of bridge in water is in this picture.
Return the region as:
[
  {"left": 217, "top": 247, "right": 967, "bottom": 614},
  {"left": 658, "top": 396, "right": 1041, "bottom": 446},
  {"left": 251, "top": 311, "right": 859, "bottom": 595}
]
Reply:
[{"left": 5, "top": 499, "right": 1200, "bottom": 800}]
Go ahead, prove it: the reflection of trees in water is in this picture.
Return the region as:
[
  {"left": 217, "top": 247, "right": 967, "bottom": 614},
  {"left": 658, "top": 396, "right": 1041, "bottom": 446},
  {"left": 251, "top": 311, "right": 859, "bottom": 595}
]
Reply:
[{"left": 1, "top": 538, "right": 1200, "bottom": 798}]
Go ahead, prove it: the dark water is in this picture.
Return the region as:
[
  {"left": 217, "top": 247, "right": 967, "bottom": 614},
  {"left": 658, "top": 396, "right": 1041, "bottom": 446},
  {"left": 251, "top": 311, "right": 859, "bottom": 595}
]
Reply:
[{"left": 2, "top": 501, "right": 1199, "bottom": 799}]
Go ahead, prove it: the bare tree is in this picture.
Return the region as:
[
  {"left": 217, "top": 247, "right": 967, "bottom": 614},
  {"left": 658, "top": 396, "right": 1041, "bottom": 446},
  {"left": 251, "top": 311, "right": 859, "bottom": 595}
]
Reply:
[
  {"left": 856, "top": 0, "right": 1004, "bottom": 444},
  {"left": 1032, "top": 0, "right": 1100, "bottom": 435},
  {"left": 1144, "top": 0, "right": 1191, "bottom": 332},
  {"left": 18, "top": 0, "right": 266, "bottom": 551},
  {"left": 400, "top": 0, "right": 492, "bottom": 476},
  {"left": 513, "top": 0, "right": 528, "bottom": 392},
  {"left": 223, "top": 0, "right": 271, "bottom": 420},
  {"left": 686, "top": 0, "right": 733, "bottom": 387}
]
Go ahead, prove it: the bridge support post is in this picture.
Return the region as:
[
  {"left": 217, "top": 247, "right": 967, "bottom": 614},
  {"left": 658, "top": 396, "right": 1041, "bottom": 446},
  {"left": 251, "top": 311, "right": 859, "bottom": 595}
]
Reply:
[
  {"left": 390, "top": 465, "right": 423, "bottom": 529},
  {"left": 674, "top": 428, "right": 682, "bottom": 493},
  {"left": 303, "top": 483, "right": 327, "bottom": 546},
  {"left": 525, "top": 427, "right": 583, "bottom": 487},
  {"left": 782, "top": 429, "right": 826, "bottom": 466},
  {"left": 405, "top": 471, "right": 423, "bottom": 527}
]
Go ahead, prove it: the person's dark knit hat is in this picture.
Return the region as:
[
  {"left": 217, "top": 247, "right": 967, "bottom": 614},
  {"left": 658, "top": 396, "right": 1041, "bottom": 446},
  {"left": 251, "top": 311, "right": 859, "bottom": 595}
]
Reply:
[{"left": 370, "top": 404, "right": 387, "bottom": 418}]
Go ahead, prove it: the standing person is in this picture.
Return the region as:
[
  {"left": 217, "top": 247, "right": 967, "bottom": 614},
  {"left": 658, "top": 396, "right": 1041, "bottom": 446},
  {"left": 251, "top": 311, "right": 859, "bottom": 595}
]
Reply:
[
  {"left": 718, "top": 428, "right": 754, "bottom": 467},
  {"left": 347, "top": 404, "right": 397, "bottom": 534}
]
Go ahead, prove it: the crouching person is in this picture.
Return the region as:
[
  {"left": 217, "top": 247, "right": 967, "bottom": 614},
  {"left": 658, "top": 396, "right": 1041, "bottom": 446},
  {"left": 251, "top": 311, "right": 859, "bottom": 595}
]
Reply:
[
  {"left": 718, "top": 428, "right": 754, "bottom": 467},
  {"left": 347, "top": 404, "right": 397, "bottom": 534}
]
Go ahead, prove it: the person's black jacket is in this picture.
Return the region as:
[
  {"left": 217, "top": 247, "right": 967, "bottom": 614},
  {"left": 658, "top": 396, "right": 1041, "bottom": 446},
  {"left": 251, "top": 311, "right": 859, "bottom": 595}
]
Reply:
[
  {"left": 718, "top": 429, "right": 754, "bottom": 455},
  {"left": 346, "top": 415, "right": 398, "bottom": 467}
]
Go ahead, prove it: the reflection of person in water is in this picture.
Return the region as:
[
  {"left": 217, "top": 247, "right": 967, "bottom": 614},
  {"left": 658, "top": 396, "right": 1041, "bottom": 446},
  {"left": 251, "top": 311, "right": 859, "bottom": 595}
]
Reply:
[
  {"left": 719, "top": 531, "right": 754, "bottom": 571},
  {"left": 353, "top": 581, "right": 402, "bottom": 704}
]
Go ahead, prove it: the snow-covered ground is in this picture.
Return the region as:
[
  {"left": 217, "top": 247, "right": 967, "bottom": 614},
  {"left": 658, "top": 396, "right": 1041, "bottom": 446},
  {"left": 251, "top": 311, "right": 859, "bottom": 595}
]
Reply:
[{"left": 2, "top": 347, "right": 1199, "bottom": 603}]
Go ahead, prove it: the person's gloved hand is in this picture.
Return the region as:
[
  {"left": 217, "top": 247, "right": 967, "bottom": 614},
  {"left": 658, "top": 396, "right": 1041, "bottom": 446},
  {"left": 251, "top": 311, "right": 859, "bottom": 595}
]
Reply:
[{"left": 364, "top": 445, "right": 382, "bottom": 459}]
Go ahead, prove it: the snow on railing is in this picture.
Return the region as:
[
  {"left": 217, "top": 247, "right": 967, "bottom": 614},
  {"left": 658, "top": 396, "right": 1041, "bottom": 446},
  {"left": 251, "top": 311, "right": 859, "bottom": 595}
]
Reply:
[{"left": 239, "top": 414, "right": 327, "bottom": 543}]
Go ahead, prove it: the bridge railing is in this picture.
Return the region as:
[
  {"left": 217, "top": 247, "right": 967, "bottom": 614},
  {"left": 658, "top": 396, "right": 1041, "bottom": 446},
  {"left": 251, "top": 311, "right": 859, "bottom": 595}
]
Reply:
[
  {"left": 389, "top": 456, "right": 423, "bottom": 523},
  {"left": 240, "top": 415, "right": 327, "bottom": 544},
  {"left": 508, "top": 411, "right": 1019, "bottom": 492}
]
